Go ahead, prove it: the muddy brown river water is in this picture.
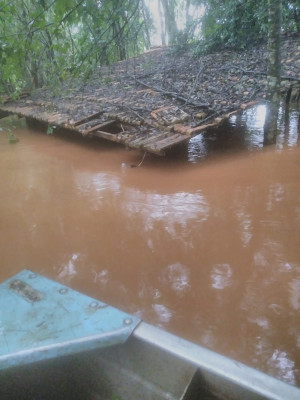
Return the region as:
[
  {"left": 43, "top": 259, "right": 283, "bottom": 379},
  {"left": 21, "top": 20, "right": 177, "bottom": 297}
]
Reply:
[{"left": 0, "top": 104, "right": 299, "bottom": 386}]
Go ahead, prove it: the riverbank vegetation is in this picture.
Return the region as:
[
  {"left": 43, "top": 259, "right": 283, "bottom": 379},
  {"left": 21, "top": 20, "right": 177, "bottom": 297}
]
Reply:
[{"left": 0, "top": 0, "right": 299, "bottom": 97}]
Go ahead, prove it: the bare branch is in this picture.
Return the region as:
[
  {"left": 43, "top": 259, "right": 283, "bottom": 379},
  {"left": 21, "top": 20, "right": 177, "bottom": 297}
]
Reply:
[{"left": 134, "top": 77, "right": 211, "bottom": 109}]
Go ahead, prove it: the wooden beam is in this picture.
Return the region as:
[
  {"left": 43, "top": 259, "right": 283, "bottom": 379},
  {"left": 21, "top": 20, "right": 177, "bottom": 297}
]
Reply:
[
  {"left": 93, "top": 130, "right": 126, "bottom": 142},
  {"left": 83, "top": 120, "right": 117, "bottom": 135},
  {"left": 150, "top": 133, "right": 188, "bottom": 152},
  {"left": 128, "top": 131, "right": 169, "bottom": 148},
  {"left": 72, "top": 111, "right": 104, "bottom": 127}
]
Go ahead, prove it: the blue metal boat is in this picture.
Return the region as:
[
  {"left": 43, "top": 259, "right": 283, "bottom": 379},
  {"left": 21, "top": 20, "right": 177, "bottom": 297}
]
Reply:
[{"left": 0, "top": 270, "right": 299, "bottom": 400}]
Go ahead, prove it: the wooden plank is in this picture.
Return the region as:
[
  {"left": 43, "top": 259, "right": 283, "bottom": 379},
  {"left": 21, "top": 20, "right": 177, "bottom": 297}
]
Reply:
[
  {"left": 151, "top": 106, "right": 172, "bottom": 120},
  {"left": 54, "top": 117, "right": 70, "bottom": 125},
  {"left": 83, "top": 120, "right": 117, "bottom": 135},
  {"left": 148, "top": 133, "right": 188, "bottom": 152},
  {"left": 72, "top": 111, "right": 103, "bottom": 127},
  {"left": 76, "top": 118, "right": 105, "bottom": 132},
  {"left": 47, "top": 114, "right": 69, "bottom": 125},
  {"left": 129, "top": 132, "right": 166, "bottom": 147},
  {"left": 126, "top": 136, "right": 149, "bottom": 148},
  {"left": 173, "top": 101, "right": 261, "bottom": 136},
  {"left": 128, "top": 131, "right": 169, "bottom": 147},
  {"left": 93, "top": 130, "right": 127, "bottom": 142}
]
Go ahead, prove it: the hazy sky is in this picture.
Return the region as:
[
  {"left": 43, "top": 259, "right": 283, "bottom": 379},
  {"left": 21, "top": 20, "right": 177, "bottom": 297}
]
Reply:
[
  {"left": 145, "top": 0, "right": 164, "bottom": 45},
  {"left": 145, "top": 0, "right": 203, "bottom": 46}
]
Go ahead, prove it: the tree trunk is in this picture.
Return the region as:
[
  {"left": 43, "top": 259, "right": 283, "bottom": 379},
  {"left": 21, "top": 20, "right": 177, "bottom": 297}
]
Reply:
[
  {"left": 267, "top": 0, "right": 281, "bottom": 102},
  {"left": 160, "top": 0, "right": 178, "bottom": 44},
  {"left": 185, "top": 0, "right": 192, "bottom": 28},
  {"left": 158, "top": 0, "right": 166, "bottom": 46},
  {"left": 141, "top": 0, "right": 151, "bottom": 49},
  {"left": 264, "top": 0, "right": 282, "bottom": 145},
  {"left": 264, "top": 102, "right": 279, "bottom": 145},
  {"left": 113, "top": 20, "right": 127, "bottom": 60}
]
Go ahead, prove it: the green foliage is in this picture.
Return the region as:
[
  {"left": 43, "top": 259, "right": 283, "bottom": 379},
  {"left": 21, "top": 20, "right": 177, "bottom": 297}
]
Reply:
[
  {"left": 197, "top": 0, "right": 300, "bottom": 53},
  {"left": 5, "top": 129, "right": 19, "bottom": 143},
  {"left": 282, "top": 0, "right": 300, "bottom": 33},
  {"left": 0, "top": 0, "right": 150, "bottom": 95},
  {"left": 46, "top": 125, "right": 55, "bottom": 135},
  {"left": 110, "top": 395, "right": 122, "bottom": 400},
  {"left": 0, "top": 0, "right": 298, "bottom": 95},
  {"left": 198, "top": 0, "right": 268, "bottom": 52}
]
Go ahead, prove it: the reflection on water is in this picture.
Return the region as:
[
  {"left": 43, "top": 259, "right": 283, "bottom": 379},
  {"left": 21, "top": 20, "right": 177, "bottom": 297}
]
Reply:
[
  {"left": 152, "top": 304, "right": 173, "bottom": 325},
  {"left": 289, "top": 276, "right": 300, "bottom": 311},
  {"left": 124, "top": 190, "right": 210, "bottom": 232},
  {"left": 268, "top": 350, "right": 296, "bottom": 385},
  {"left": 211, "top": 264, "right": 232, "bottom": 290},
  {"left": 188, "top": 102, "right": 299, "bottom": 162},
  {"left": 0, "top": 104, "right": 299, "bottom": 386},
  {"left": 161, "top": 262, "right": 190, "bottom": 294},
  {"left": 76, "top": 172, "right": 120, "bottom": 197},
  {"left": 57, "top": 253, "right": 79, "bottom": 284}
]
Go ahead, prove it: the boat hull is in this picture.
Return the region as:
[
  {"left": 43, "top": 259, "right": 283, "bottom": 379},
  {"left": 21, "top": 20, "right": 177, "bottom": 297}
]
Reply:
[
  {"left": 1, "top": 322, "right": 300, "bottom": 400},
  {"left": 0, "top": 271, "right": 299, "bottom": 400}
]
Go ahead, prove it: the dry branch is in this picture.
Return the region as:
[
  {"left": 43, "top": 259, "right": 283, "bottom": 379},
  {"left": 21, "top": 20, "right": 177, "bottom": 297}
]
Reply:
[
  {"left": 223, "top": 65, "right": 300, "bottom": 82},
  {"left": 134, "top": 77, "right": 211, "bottom": 109}
]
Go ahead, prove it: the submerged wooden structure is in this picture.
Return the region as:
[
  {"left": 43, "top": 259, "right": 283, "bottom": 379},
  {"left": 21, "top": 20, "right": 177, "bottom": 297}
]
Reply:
[
  {"left": 0, "top": 97, "right": 258, "bottom": 155},
  {"left": 0, "top": 37, "right": 299, "bottom": 155}
]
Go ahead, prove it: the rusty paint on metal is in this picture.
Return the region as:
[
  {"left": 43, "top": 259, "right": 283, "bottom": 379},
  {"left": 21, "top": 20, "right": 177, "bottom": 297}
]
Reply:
[{"left": 9, "top": 279, "right": 43, "bottom": 303}]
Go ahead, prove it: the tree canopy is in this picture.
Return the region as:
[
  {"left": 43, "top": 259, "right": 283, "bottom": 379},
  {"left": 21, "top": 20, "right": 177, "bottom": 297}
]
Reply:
[
  {"left": 0, "top": 0, "right": 150, "bottom": 94},
  {"left": 198, "top": 0, "right": 299, "bottom": 52},
  {"left": 0, "top": 0, "right": 299, "bottom": 96}
]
